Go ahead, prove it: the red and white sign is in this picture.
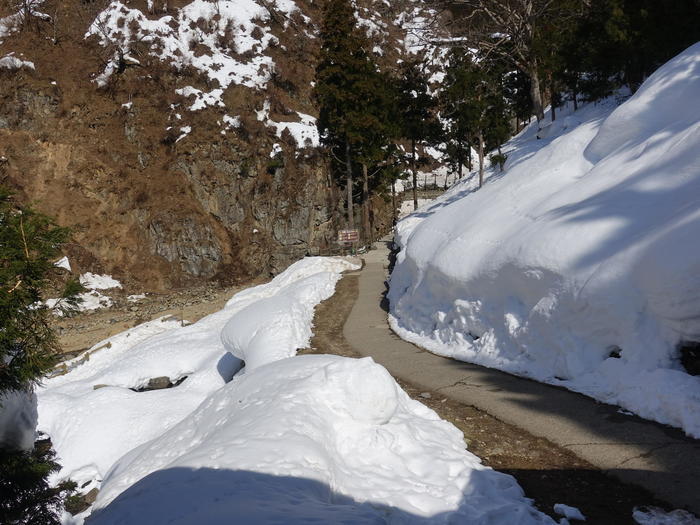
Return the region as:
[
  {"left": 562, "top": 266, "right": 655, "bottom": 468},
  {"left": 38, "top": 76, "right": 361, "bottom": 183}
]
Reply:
[{"left": 337, "top": 229, "right": 359, "bottom": 243}]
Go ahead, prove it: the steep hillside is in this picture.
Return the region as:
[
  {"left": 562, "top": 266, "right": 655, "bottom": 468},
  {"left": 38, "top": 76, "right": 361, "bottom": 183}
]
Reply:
[
  {"left": 389, "top": 43, "right": 700, "bottom": 438},
  {"left": 0, "top": 0, "right": 436, "bottom": 289}
]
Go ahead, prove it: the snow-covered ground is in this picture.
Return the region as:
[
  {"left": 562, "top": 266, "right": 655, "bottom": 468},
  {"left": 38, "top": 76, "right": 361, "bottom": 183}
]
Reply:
[
  {"left": 88, "top": 354, "right": 552, "bottom": 524},
  {"left": 39, "top": 258, "right": 357, "bottom": 490},
  {"left": 399, "top": 198, "right": 433, "bottom": 219},
  {"left": 38, "top": 256, "right": 557, "bottom": 524},
  {"left": 389, "top": 44, "right": 700, "bottom": 438},
  {"left": 396, "top": 165, "right": 461, "bottom": 193},
  {"left": 45, "top": 272, "right": 122, "bottom": 315}
]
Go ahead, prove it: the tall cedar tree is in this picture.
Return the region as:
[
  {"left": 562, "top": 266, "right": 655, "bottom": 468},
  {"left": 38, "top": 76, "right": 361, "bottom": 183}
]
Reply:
[
  {"left": 315, "top": 0, "right": 386, "bottom": 234},
  {"left": 1, "top": 188, "right": 78, "bottom": 523},
  {"left": 440, "top": 50, "right": 484, "bottom": 183},
  {"left": 397, "top": 60, "right": 441, "bottom": 208},
  {"left": 355, "top": 70, "right": 399, "bottom": 242},
  {"left": 440, "top": 53, "right": 468, "bottom": 181},
  {"left": 440, "top": 50, "right": 512, "bottom": 187}
]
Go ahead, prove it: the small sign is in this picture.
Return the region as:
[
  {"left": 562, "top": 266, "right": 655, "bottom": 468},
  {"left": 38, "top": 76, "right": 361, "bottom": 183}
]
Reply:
[{"left": 338, "top": 229, "right": 359, "bottom": 243}]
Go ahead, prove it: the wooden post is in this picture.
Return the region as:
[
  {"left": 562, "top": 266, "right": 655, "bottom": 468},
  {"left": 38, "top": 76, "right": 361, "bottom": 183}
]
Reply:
[
  {"left": 391, "top": 180, "right": 397, "bottom": 226},
  {"left": 478, "top": 130, "right": 484, "bottom": 188},
  {"left": 345, "top": 141, "right": 354, "bottom": 229},
  {"left": 411, "top": 138, "right": 418, "bottom": 211},
  {"left": 361, "top": 163, "right": 370, "bottom": 245}
]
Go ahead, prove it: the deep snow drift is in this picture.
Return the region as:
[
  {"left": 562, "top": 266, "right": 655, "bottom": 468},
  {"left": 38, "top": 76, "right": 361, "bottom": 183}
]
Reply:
[
  {"left": 89, "top": 355, "right": 552, "bottom": 524},
  {"left": 389, "top": 44, "right": 700, "bottom": 438},
  {"left": 38, "top": 257, "right": 358, "bottom": 490},
  {"left": 40, "top": 256, "right": 553, "bottom": 524}
]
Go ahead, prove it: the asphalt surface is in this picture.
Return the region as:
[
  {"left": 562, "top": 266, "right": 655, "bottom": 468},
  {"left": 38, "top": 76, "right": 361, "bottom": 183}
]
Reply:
[{"left": 344, "top": 238, "right": 700, "bottom": 515}]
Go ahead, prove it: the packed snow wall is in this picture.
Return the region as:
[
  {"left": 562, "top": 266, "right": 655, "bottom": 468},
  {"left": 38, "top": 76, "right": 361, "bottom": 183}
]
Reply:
[{"left": 389, "top": 44, "right": 700, "bottom": 438}]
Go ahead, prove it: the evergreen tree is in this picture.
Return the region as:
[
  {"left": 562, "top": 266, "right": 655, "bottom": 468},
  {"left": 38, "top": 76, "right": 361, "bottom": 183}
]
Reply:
[
  {"left": 355, "top": 69, "right": 400, "bottom": 242},
  {"left": 396, "top": 59, "right": 441, "bottom": 209},
  {"left": 1, "top": 190, "right": 68, "bottom": 392},
  {"left": 503, "top": 69, "right": 533, "bottom": 130},
  {"left": 1, "top": 188, "right": 78, "bottom": 524},
  {"left": 315, "top": 0, "right": 381, "bottom": 233},
  {"left": 440, "top": 48, "right": 514, "bottom": 187},
  {"left": 440, "top": 49, "right": 478, "bottom": 182},
  {"left": 0, "top": 446, "right": 76, "bottom": 525},
  {"left": 570, "top": 0, "right": 700, "bottom": 97}
]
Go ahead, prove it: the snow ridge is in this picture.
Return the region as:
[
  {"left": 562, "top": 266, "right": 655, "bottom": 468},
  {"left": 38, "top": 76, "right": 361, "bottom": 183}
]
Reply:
[
  {"left": 389, "top": 43, "right": 700, "bottom": 438},
  {"left": 41, "top": 256, "right": 553, "bottom": 524}
]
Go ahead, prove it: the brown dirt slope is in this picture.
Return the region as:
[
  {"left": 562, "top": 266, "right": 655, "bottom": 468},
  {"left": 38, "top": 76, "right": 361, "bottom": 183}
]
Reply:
[{"left": 0, "top": 0, "right": 396, "bottom": 289}]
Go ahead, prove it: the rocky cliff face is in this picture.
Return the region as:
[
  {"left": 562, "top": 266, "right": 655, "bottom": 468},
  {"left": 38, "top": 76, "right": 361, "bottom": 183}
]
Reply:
[{"left": 0, "top": 0, "right": 437, "bottom": 289}]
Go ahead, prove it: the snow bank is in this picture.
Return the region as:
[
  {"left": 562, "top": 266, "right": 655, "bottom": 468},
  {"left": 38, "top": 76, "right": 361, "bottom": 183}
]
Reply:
[
  {"left": 41, "top": 253, "right": 553, "bottom": 523},
  {"left": 46, "top": 289, "right": 113, "bottom": 314},
  {"left": 37, "top": 257, "right": 357, "bottom": 488},
  {"left": 389, "top": 44, "right": 700, "bottom": 437},
  {"left": 400, "top": 198, "right": 433, "bottom": 219},
  {"left": 554, "top": 503, "right": 585, "bottom": 521},
  {"left": 221, "top": 257, "right": 359, "bottom": 371},
  {"left": 90, "top": 355, "right": 552, "bottom": 524},
  {"left": 0, "top": 0, "right": 48, "bottom": 40},
  {"left": 79, "top": 272, "right": 121, "bottom": 290}
]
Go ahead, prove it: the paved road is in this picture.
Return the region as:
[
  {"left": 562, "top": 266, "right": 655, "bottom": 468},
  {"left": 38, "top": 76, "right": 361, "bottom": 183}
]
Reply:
[{"left": 344, "top": 238, "right": 700, "bottom": 515}]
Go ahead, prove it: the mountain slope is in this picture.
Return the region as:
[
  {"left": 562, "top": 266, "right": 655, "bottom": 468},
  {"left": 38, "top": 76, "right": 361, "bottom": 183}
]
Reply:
[{"left": 0, "top": 0, "right": 435, "bottom": 288}]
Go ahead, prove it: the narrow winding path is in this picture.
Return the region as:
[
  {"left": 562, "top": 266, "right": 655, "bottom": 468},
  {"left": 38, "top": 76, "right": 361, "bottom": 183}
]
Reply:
[{"left": 343, "top": 238, "right": 700, "bottom": 517}]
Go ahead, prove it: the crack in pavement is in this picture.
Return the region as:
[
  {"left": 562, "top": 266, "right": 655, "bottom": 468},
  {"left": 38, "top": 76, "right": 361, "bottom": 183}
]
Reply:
[
  {"left": 434, "top": 377, "right": 474, "bottom": 392},
  {"left": 614, "top": 443, "right": 678, "bottom": 468}
]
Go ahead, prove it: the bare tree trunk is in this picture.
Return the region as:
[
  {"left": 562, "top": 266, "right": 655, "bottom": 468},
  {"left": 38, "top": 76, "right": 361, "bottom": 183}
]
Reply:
[
  {"left": 467, "top": 144, "right": 472, "bottom": 171},
  {"left": 572, "top": 89, "right": 578, "bottom": 111},
  {"left": 478, "top": 130, "right": 485, "bottom": 188},
  {"left": 391, "top": 180, "right": 397, "bottom": 226},
  {"left": 345, "top": 141, "right": 354, "bottom": 230},
  {"left": 458, "top": 147, "right": 463, "bottom": 179},
  {"left": 361, "top": 163, "right": 370, "bottom": 244},
  {"left": 52, "top": 2, "right": 59, "bottom": 44},
  {"left": 411, "top": 138, "right": 418, "bottom": 211},
  {"left": 528, "top": 62, "right": 545, "bottom": 123}
]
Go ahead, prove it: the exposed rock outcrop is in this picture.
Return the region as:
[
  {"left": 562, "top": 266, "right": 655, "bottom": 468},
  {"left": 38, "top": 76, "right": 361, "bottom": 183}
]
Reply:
[{"left": 0, "top": 0, "right": 437, "bottom": 288}]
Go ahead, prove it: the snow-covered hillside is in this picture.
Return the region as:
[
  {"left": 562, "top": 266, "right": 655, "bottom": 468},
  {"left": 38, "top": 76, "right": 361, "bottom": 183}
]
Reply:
[
  {"left": 389, "top": 44, "right": 700, "bottom": 438},
  {"left": 39, "top": 256, "right": 553, "bottom": 524}
]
